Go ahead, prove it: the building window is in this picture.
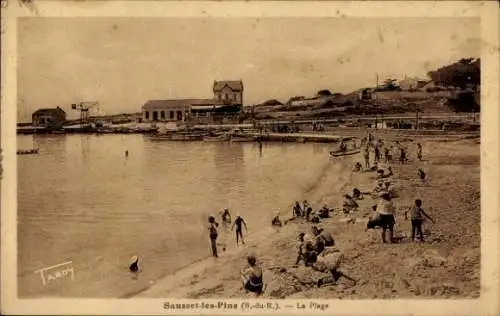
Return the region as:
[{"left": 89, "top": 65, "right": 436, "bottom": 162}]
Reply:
[
  {"left": 153, "top": 111, "right": 158, "bottom": 121},
  {"left": 145, "top": 111, "right": 150, "bottom": 120},
  {"left": 170, "top": 111, "right": 174, "bottom": 119},
  {"left": 233, "top": 93, "right": 237, "bottom": 100},
  {"left": 177, "top": 111, "right": 183, "bottom": 121},
  {"left": 161, "top": 111, "right": 165, "bottom": 119},
  {"left": 224, "top": 93, "right": 228, "bottom": 100},
  {"left": 217, "top": 93, "right": 222, "bottom": 100}
]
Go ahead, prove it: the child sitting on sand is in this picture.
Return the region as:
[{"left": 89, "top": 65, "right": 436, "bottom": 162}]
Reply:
[
  {"left": 240, "top": 255, "right": 264, "bottom": 295},
  {"left": 304, "top": 248, "right": 357, "bottom": 287}
]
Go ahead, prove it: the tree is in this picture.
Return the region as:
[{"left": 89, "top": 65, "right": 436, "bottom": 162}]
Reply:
[
  {"left": 447, "top": 91, "right": 480, "bottom": 113},
  {"left": 427, "top": 58, "right": 480, "bottom": 89},
  {"left": 316, "top": 90, "right": 333, "bottom": 97},
  {"left": 382, "top": 79, "right": 399, "bottom": 91},
  {"left": 260, "top": 99, "right": 283, "bottom": 106}
]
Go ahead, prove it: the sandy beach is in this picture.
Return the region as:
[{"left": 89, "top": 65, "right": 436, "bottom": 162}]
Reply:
[{"left": 136, "top": 134, "right": 480, "bottom": 299}]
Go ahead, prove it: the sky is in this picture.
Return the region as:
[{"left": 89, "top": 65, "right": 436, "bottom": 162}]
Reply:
[{"left": 17, "top": 17, "right": 480, "bottom": 122}]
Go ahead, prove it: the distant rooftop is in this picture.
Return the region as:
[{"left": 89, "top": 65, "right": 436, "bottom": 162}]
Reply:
[
  {"left": 32, "top": 107, "right": 65, "bottom": 116},
  {"left": 213, "top": 80, "right": 243, "bottom": 92}
]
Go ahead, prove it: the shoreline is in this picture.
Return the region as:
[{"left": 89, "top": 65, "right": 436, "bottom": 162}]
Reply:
[{"left": 136, "top": 135, "right": 480, "bottom": 299}]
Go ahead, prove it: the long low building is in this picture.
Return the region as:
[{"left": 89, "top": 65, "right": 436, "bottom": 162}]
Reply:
[{"left": 142, "top": 99, "right": 241, "bottom": 123}]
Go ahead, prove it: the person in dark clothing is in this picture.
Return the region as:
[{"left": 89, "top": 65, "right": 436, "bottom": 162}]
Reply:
[
  {"left": 208, "top": 216, "right": 219, "bottom": 257},
  {"left": 293, "top": 201, "right": 302, "bottom": 218},
  {"left": 271, "top": 212, "right": 282, "bottom": 227},
  {"left": 306, "top": 207, "right": 313, "bottom": 222},
  {"left": 405, "top": 199, "right": 434, "bottom": 242},
  {"left": 374, "top": 145, "right": 380, "bottom": 162},
  {"left": 399, "top": 147, "right": 407, "bottom": 164},
  {"left": 129, "top": 255, "right": 139, "bottom": 273},
  {"left": 221, "top": 208, "right": 232, "bottom": 225},
  {"left": 384, "top": 147, "right": 390, "bottom": 163},
  {"left": 232, "top": 215, "right": 248, "bottom": 245},
  {"left": 417, "top": 143, "right": 423, "bottom": 161},
  {"left": 353, "top": 188, "right": 363, "bottom": 200},
  {"left": 418, "top": 168, "right": 427, "bottom": 184}
]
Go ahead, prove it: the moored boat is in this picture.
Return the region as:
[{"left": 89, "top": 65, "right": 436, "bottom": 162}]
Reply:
[
  {"left": 203, "top": 135, "right": 230, "bottom": 142},
  {"left": 230, "top": 136, "right": 256, "bottom": 142},
  {"left": 17, "top": 148, "right": 39, "bottom": 155},
  {"left": 329, "top": 150, "right": 360, "bottom": 157}
]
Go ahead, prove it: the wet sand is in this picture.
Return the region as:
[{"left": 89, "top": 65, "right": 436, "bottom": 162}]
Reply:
[{"left": 137, "top": 136, "right": 480, "bottom": 299}]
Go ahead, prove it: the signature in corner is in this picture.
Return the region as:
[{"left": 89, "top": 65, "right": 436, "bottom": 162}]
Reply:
[{"left": 34, "top": 261, "right": 74, "bottom": 286}]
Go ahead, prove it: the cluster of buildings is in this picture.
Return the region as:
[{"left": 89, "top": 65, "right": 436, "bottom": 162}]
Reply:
[
  {"left": 29, "top": 80, "right": 244, "bottom": 128},
  {"left": 141, "top": 80, "right": 244, "bottom": 123}
]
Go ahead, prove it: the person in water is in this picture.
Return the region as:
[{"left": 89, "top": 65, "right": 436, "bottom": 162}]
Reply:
[
  {"left": 240, "top": 255, "right": 264, "bottom": 295},
  {"left": 232, "top": 215, "right": 248, "bottom": 245},
  {"left": 405, "top": 199, "right": 434, "bottom": 242},
  {"left": 208, "top": 216, "right": 219, "bottom": 258},
  {"left": 221, "top": 208, "right": 232, "bottom": 225},
  {"left": 129, "top": 255, "right": 139, "bottom": 273}
]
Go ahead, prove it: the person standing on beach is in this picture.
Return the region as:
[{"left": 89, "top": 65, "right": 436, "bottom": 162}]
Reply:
[
  {"left": 416, "top": 143, "right": 423, "bottom": 161},
  {"left": 363, "top": 147, "right": 370, "bottom": 169},
  {"left": 399, "top": 147, "right": 407, "bottom": 164},
  {"left": 208, "top": 216, "right": 219, "bottom": 258},
  {"left": 376, "top": 193, "right": 396, "bottom": 243},
  {"left": 374, "top": 144, "right": 381, "bottom": 163},
  {"left": 405, "top": 199, "right": 434, "bottom": 242},
  {"left": 232, "top": 215, "right": 248, "bottom": 245},
  {"left": 293, "top": 201, "right": 302, "bottom": 218}
]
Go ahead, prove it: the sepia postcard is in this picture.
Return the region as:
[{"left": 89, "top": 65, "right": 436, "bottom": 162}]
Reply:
[{"left": 1, "top": 0, "right": 499, "bottom": 315}]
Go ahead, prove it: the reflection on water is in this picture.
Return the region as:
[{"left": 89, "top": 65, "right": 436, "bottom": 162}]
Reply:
[{"left": 18, "top": 134, "right": 331, "bottom": 298}]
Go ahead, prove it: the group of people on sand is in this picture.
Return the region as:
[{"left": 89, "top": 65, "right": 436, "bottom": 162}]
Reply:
[
  {"left": 358, "top": 135, "right": 434, "bottom": 244},
  {"left": 201, "top": 135, "right": 432, "bottom": 296}
]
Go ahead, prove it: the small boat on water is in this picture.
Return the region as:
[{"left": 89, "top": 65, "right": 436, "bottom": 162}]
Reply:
[
  {"left": 171, "top": 134, "right": 204, "bottom": 141},
  {"left": 329, "top": 150, "right": 360, "bottom": 157},
  {"left": 17, "top": 148, "right": 39, "bottom": 155}
]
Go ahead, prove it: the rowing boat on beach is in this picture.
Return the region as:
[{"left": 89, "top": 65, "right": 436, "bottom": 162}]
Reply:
[{"left": 329, "top": 150, "right": 360, "bottom": 157}]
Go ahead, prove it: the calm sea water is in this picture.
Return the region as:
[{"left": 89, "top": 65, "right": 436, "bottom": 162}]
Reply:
[{"left": 17, "top": 134, "right": 334, "bottom": 298}]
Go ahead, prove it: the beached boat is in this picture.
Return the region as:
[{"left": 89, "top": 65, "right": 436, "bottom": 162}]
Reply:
[
  {"left": 329, "top": 150, "right": 360, "bottom": 157},
  {"left": 17, "top": 148, "right": 39, "bottom": 155},
  {"left": 171, "top": 134, "right": 204, "bottom": 141},
  {"left": 230, "top": 136, "right": 256, "bottom": 143},
  {"left": 203, "top": 135, "right": 230, "bottom": 142},
  {"left": 148, "top": 134, "right": 173, "bottom": 141}
]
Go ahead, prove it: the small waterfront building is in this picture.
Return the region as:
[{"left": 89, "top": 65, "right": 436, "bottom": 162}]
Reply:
[
  {"left": 213, "top": 80, "right": 244, "bottom": 106},
  {"left": 32, "top": 107, "right": 66, "bottom": 128}
]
